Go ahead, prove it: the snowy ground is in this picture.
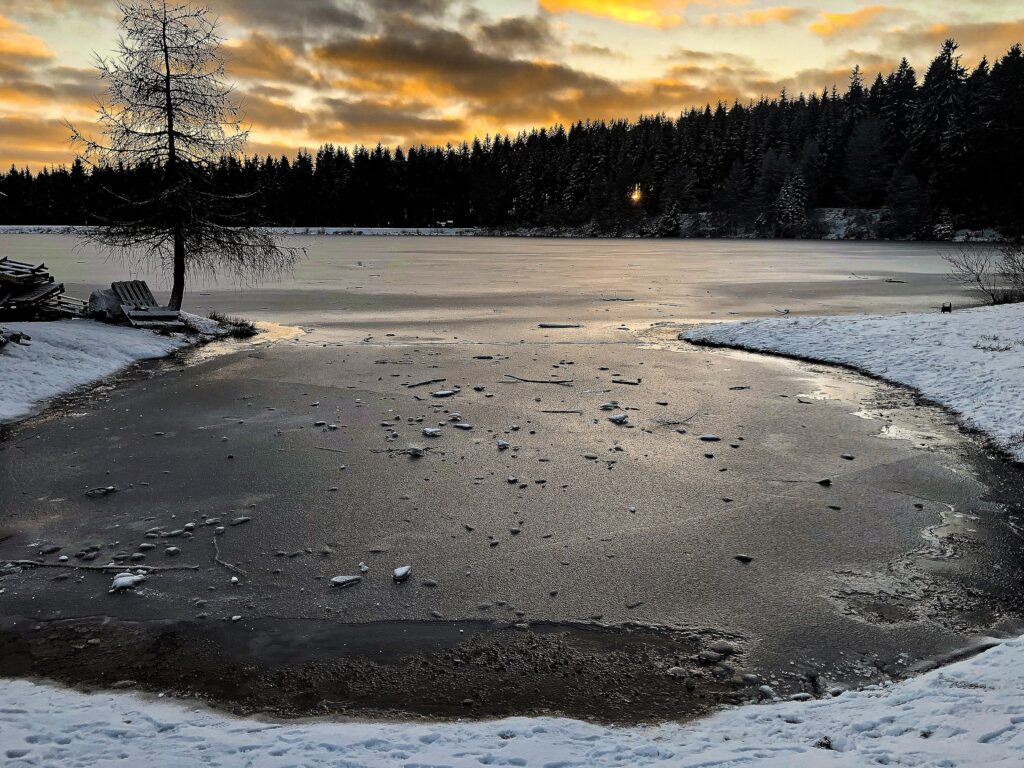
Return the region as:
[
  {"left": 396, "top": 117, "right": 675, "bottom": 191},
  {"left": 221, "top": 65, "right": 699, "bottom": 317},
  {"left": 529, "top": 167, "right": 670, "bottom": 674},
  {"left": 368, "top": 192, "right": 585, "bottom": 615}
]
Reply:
[
  {"left": 0, "top": 316, "right": 221, "bottom": 424},
  {"left": 685, "top": 303, "right": 1024, "bottom": 462},
  {"left": 0, "top": 635, "right": 1021, "bottom": 767}
]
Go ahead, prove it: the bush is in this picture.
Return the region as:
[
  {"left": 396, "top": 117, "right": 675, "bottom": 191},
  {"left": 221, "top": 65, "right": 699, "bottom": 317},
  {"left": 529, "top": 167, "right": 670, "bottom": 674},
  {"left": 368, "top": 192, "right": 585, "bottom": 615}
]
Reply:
[
  {"left": 208, "top": 312, "right": 260, "bottom": 338},
  {"left": 944, "top": 243, "right": 1024, "bottom": 304}
]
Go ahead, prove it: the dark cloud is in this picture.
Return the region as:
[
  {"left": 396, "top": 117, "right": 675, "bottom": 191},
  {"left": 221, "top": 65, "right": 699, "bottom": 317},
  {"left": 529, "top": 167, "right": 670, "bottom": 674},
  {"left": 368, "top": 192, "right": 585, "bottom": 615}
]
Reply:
[
  {"left": 317, "top": 96, "right": 466, "bottom": 143},
  {"left": 214, "top": 0, "right": 366, "bottom": 34},
  {"left": 313, "top": 15, "right": 606, "bottom": 102},
  {"left": 570, "top": 41, "right": 621, "bottom": 58},
  {"left": 238, "top": 90, "right": 309, "bottom": 130},
  {"left": 223, "top": 32, "right": 323, "bottom": 86},
  {"left": 367, "top": 0, "right": 453, "bottom": 17},
  {"left": 477, "top": 16, "right": 557, "bottom": 54}
]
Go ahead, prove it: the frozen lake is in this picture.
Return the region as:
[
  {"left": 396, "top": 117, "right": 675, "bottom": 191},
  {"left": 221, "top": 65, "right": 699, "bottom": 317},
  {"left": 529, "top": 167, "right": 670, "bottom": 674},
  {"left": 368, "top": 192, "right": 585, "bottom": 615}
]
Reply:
[
  {"left": 1, "top": 235, "right": 964, "bottom": 336},
  {"left": 3, "top": 232, "right": 1022, "bottom": 722}
]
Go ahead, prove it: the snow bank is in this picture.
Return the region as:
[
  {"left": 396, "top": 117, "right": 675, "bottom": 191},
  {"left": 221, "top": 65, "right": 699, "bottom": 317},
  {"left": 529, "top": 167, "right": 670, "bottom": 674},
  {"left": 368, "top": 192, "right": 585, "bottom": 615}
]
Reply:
[
  {"left": 0, "top": 319, "right": 190, "bottom": 423},
  {"left": 685, "top": 303, "right": 1024, "bottom": 461},
  {"left": 1, "top": 635, "right": 1022, "bottom": 766}
]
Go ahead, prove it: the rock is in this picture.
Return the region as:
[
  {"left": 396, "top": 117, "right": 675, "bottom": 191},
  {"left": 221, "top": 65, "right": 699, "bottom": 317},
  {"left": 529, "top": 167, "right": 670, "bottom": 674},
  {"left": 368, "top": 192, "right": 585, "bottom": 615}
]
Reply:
[
  {"left": 699, "top": 434, "right": 721, "bottom": 442},
  {"left": 698, "top": 650, "right": 724, "bottom": 663},
  {"left": 214, "top": 526, "right": 225, "bottom": 535},
  {"left": 452, "top": 423, "right": 474, "bottom": 430},
  {"left": 88, "top": 288, "right": 124, "bottom": 322},
  {"left": 393, "top": 565, "right": 412, "bottom": 582},
  {"left": 164, "top": 547, "right": 180, "bottom": 556},
  {"left": 734, "top": 554, "right": 754, "bottom": 563},
  {"left": 229, "top": 516, "right": 251, "bottom": 526},
  {"left": 758, "top": 685, "right": 776, "bottom": 699},
  {"left": 358, "top": 562, "right": 369, "bottom": 573},
  {"left": 431, "top": 390, "right": 456, "bottom": 398},
  {"left": 497, "top": 439, "right": 510, "bottom": 450},
  {"left": 421, "top": 579, "right": 438, "bottom": 587},
  {"left": 817, "top": 478, "right": 832, "bottom": 487},
  {"left": 599, "top": 402, "right": 619, "bottom": 411},
  {"left": 330, "top": 575, "right": 362, "bottom": 589},
  {"left": 608, "top": 413, "right": 629, "bottom": 425},
  {"left": 40, "top": 545, "right": 61, "bottom": 555},
  {"left": 708, "top": 640, "right": 736, "bottom": 655},
  {"left": 129, "top": 553, "right": 146, "bottom": 562},
  {"left": 231, "top": 615, "right": 242, "bottom": 622},
  {"left": 666, "top": 666, "right": 689, "bottom": 678},
  {"left": 314, "top": 421, "right": 327, "bottom": 427},
  {"left": 841, "top": 454, "right": 855, "bottom": 460},
  {"left": 423, "top": 427, "right": 442, "bottom": 437},
  {"left": 790, "top": 692, "right": 814, "bottom": 701},
  {"left": 109, "top": 572, "right": 146, "bottom": 593}
]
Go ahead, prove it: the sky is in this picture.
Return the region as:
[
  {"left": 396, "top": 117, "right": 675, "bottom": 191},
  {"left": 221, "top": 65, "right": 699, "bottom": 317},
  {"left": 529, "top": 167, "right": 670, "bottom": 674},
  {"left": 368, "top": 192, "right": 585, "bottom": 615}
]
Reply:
[{"left": 1, "top": 0, "right": 1022, "bottom": 169}]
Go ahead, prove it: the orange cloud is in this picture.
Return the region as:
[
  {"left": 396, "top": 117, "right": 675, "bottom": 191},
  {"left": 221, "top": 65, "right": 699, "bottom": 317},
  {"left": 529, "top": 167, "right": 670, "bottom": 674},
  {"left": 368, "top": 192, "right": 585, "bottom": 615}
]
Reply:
[
  {"left": 538, "top": 0, "right": 691, "bottom": 29},
  {"left": 703, "top": 7, "right": 808, "bottom": 27},
  {"left": 0, "top": 13, "right": 54, "bottom": 61},
  {"left": 809, "top": 5, "right": 890, "bottom": 37},
  {"left": 881, "top": 19, "right": 1024, "bottom": 62}
]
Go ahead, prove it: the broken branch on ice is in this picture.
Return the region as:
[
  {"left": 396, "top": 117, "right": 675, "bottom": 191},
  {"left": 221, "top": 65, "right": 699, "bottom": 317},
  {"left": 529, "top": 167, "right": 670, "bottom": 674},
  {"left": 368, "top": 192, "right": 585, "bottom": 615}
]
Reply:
[
  {"left": 212, "top": 537, "right": 247, "bottom": 577},
  {"left": 503, "top": 374, "right": 574, "bottom": 386},
  {"left": 5, "top": 560, "right": 199, "bottom": 573}
]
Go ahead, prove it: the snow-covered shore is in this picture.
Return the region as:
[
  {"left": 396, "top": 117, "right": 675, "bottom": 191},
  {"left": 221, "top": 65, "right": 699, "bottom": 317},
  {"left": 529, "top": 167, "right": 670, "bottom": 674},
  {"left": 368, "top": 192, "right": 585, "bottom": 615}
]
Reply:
[
  {"left": 685, "top": 303, "right": 1024, "bottom": 462},
  {"left": 0, "top": 317, "right": 222, "bottom": 424},
  {"left": 1, "top": 634, "right": 1022, "bottom": 766}
]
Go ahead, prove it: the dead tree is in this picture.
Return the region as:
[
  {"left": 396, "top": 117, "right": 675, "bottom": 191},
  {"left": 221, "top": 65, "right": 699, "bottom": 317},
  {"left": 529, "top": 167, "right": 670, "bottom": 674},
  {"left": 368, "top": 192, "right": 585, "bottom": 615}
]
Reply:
[{"left": 69, "top": 0, "right": 298, "bottom": 310}]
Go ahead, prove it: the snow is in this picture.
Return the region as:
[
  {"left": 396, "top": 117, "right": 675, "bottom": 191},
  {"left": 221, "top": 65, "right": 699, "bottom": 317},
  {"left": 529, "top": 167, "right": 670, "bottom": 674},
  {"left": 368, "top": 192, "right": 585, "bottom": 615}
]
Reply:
[
  {"left": 685, "top": 303, "right": 1024, "bottom": 462},
  {"left": 0, "top": 317, "right": 226, "bottom": 424},
  {"left": 1, "top": 634, "right": 1023, "bottom": 766}
]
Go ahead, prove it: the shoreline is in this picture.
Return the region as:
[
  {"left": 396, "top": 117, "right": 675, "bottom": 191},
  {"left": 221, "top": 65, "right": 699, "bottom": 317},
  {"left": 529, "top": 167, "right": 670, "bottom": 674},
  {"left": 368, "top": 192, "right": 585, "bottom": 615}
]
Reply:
[{"left": 0, "top": 223, "right": 1004, "bottom": 242}]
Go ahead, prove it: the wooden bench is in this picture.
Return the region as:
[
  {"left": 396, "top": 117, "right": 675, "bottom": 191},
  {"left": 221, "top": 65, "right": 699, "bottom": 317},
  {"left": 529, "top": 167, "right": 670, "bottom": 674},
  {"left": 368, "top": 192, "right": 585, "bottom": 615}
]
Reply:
[{"left": 111, "top": 280, "right": 185, "bottom": 330}]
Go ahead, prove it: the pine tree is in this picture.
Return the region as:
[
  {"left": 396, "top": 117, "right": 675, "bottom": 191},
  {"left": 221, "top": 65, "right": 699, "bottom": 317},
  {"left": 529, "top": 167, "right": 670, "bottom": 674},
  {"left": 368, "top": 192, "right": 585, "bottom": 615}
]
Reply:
[{"left": 774, "top": 174, "right": 808, "bottom": 237}]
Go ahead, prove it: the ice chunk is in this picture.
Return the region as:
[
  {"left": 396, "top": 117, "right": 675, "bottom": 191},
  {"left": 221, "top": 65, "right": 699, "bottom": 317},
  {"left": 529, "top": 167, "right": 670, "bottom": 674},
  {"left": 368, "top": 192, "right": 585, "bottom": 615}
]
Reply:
[
  {"left": 330, "top": 575, "right": 362, "bottom": 589},
  {"left": 109, "top": 572, "right": 146, "bottom": 593}
]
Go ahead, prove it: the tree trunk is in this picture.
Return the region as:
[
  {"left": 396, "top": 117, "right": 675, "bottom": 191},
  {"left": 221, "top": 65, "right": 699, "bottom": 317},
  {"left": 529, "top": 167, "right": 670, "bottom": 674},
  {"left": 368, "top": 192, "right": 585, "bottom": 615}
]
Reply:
[
  {"left": 161, "top": 5, "right": 185, "bottom": 312},
  {"left": 168, "top": 223, "right": 185, "bottom": 310}
]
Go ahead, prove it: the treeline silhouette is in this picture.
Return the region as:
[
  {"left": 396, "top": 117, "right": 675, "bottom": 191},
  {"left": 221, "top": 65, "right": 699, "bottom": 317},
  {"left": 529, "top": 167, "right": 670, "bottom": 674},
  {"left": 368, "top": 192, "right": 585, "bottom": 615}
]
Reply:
[{"left": 1, "top": 40, "right": 1021, "bottom": 238}]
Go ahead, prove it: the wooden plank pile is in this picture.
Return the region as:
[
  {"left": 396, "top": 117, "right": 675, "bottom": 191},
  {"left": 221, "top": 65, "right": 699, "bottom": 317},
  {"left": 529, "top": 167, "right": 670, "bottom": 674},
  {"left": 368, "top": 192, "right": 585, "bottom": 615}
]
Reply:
[{"left": 0, "top": 257, "right": 86, "bottom": 319}]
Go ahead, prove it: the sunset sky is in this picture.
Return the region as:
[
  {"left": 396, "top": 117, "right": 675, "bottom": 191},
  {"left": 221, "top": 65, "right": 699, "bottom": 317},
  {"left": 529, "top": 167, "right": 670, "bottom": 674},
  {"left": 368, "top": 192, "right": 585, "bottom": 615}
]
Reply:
[{"left": 1, "top": 0, "right": 1022, "bottom": 169}]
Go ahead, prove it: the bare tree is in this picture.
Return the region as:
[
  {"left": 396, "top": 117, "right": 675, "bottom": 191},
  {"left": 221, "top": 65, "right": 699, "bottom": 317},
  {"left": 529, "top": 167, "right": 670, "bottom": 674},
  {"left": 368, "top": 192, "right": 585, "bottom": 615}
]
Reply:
[
  {"left": 945, "top": 243, "right": 1024, "bottom": 305},
  {"left": 69, "top": 0, "right": 298, "bottom": 310}
]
